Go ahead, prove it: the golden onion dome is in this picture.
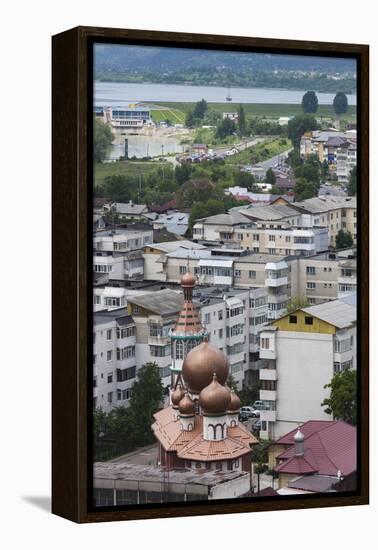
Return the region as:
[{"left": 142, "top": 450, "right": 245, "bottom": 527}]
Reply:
[
  {"left": 199, "top": 373, "right": 231, "bottom": 415},
  {"left": 171, "top": 383, "right": 185, "bottom": 407},
  {"left": 227, "top": 389, "right": 241, "bottom": 412},
  {"left": 180, "top": 271, "right": 197, "bottom": 287},
  {"left": 182, "top": 341, "right": 229, "bottom": 394},
  {"left": 178, "top": 391, "right": 195, "bottom": 416}
]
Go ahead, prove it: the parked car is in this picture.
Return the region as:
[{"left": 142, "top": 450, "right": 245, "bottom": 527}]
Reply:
[
  {"left": 239, "top": 406, "right": 260, "bottom": 420},
  {"left": 251, "top": 420, "right": 262, "bottom": 433},
  {"left": 252, "top": 400, "right": 269, "bottom": 411}
]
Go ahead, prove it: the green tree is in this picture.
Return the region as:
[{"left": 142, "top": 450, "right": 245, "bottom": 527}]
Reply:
[
  {"left": 128, "top": 362, "right": 164, "bottom": 447},
  {"left": 321, "top": 159, "right": 330, "bottom": 181},
  {"left": 185, "top": 110, "right": 197, "bottom": 128},
  {"left": 285, "top": 296, "right": 309, "bottom": 314},
  {"left": 216, "top": 117, "right": 237, "bottom": 140},
  {"left": 294, "top": 178, "right": 319, "bottom": 201},
  {"left": 175, "top": 163, "right": 193, "bottom": 185},
  {"left": 347, "top": 165, "right": 357, "bottom": 196},
  {"left": 237, "top": 104, "right": 247, "bottom": 136},
  {"left": 103, "top": 174, "right": 135, "bottom": 203},
  {"left": 265, "top": 168, "right": 276, "bottom": 185},
  {"left": 227, "top": 374, "right": 239, "bottom": 392},
  {"left": 176, "top": 178, "right": 216, "bottom": 208},
  {"left": 94, "top": 117, "right": 113, "bottom": 161},
  {"left": 322, "top": 369, "right": 357, "bottom": 425},
  {"left": 234, "top": 170, "right": 257, "bottom": 191},
  {"left": 193, "top": 98, "right": 208, "bottom": 119},
  {"left": 301, "top": 91, "right": 319, "bottom": 113},
  {"left": 294, "top": 159, "right": 321, "bottom": 185},
  {"left": 287, "top": 148, "right": 302, "bottom": 168},
  {"left": 333, "top": 92, "right": 348, "bottom": 115},
  {"left": 287, "top": 115, "right": 319, "bottom": 147},
  {"left": 335, "top": 229, "right": 354, "bottom": 249}
]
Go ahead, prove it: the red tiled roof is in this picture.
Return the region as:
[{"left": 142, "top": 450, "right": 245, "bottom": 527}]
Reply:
[
  {"left": 152, "top": 406, "right": 257, "bottom": 461},
  {"left": 274, "top": 421, "right": 356, "bottom": 476}
]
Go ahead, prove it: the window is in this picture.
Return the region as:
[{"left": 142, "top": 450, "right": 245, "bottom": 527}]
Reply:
[
  {"left": 307, "top": 282, "right": 316, "bottom": 289},
  {"left": 289, "top": 315, "right": 297, "bottom": 324},
  {"left": 305, "top": 316, "right": 313, "bottom": 325},
  {"left": 204, "top": 313, "right": 211, "bottom": 325},
  {"left": 218, "top": 328, "right": 223, "bottom": 338},
  {"left": 269, "top": 235, "right": 275, "bottom": 242},
  {"left": 234, "top": 269, "right": 241, "bottom": 278},
  {"left": 248, "top": 270, "right": 256, "bottom": 279},
  {"left": 179, "top": 265, "right": 187, "bottom": 274},
  {"left": 117, "top": 366, "right": 136, "bottom": 382},
  {"left": 150, "top": 345, "right": 171, "bottom": 357},
  {"left": 175, "top": 340, "right": 184, "bottom": 359},
  {"left": 94, "top": 295, "right": 101, "bottom": 305},
  {"left": 260, "top": 337, "right": 270, "bottom": 349},
  {"left": 107, "top": 392, "right": 113, "bottom": 403},
  {"left": 285, "top": 236, "right": 291, "bottom": 243},
  {"left": 116, "top": 346, "right": 136, "bottom": 360},
  {"left": 237, "top": 233, "right": 243, "bottom": 240},
  {"left": 106, "top": 329, "right": 112, "bottom": 340},
  {"left": 253, "top": 234, "right": 259, "bottom": 241},
  {"left": 253, "top": 247, "right": 259, "bottom": 253},
  {"left": 306, "top": 266, "right": 315, "bottom": 274},
  {"left": 93, "top": 354, "right": 97, "bottom": 364},
  {"left": 106, "top": 350, "right": 112, "bottom": 361},
  {"left": 218, "top": 310, "right": 223, "bottom": 320},
  {"left": 116, "top": 326, "right": 135, "bottom": 339},
  {"left": 107, "top": 373, "right": 113, "bottom": 383}
]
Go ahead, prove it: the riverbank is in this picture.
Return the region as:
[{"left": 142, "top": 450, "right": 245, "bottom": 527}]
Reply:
[{"left": 154, "top": 102, "right": 357, "bottom": 121}]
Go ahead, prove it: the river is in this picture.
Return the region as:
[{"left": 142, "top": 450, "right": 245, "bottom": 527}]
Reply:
[{"left": 95, "top": 81, "right": 356, "bottom": 106}]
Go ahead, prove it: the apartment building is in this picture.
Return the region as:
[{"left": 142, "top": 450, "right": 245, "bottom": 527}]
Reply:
[
  {"left": 143, "top": 240, "right": 207, "bottom": 281},
  {"left": 291, "top": 248, "right": 357, "bottom": 305},
  {"left": 292, "top": 197, "right": 357, "bottom": 247},
  {"left": 258, "top": 294, "right": 356, "bottom": 440},
  {"left": 300, "top": 130, "right": 357, "bottom": 183},
  {"left": 93, "top": 281, "right": 271, "bottom": 411},
  {"left": 93, "top": 227, "right": 152, "bottom": 281}
]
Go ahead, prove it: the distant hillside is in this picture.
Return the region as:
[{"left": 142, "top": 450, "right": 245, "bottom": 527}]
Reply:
[{"left": 94, "top": 45, "right": 356, "bottom": 74}]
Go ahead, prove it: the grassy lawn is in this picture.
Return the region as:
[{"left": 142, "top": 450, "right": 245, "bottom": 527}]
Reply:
[
  {"left": 154, "top": 102, "right": 356, "bottom": 122},
  {"left": 226, "top": 137, "right": 292, "bottom": 165},
  {"left": 150, "top": 108, "right": 186, "bottom": 125},
  {"left": 94, "top": 160, "right": 170, "bottom": 187}
]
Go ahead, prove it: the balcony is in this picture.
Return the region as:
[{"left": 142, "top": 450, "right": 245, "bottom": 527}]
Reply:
[
  {"left": 265, "top": 276, "right": 288, "bottom": 287},
  {"left": 259, "top": 347, "right": 276, "bottom": 360},
  {"left": 260, "top": 409, "right": 277, "bottom": 423},
  {"left": 260, "top": 390, "right": 277, "bottom": 401},
  {"left": 148, "top": 335, "right": 171, "bottom": 346},
  {"left": 259, "top": 368, "right": 277, "bottom": 381}
]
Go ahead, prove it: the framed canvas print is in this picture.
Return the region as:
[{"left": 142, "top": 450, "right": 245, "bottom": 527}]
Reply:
[{"left": 52, "top": 26, "right": 369, "bottom": 523}]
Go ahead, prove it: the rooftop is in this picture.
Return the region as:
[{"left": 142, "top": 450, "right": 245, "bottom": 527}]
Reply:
[
  {"left": 274, "top": 420, "right": 357, "bottom": 477},
  {"left": 94, "top": 461, "right": 249, "bottom": 488},
  {"left": 127, "top": 288, "right": 183, "bottom": 316},
  {"left": 293, "top": 196, "right": 357, "bottom": 214},
  {"left": 302, "top": 298, "right": 356, "bottom": 329}
]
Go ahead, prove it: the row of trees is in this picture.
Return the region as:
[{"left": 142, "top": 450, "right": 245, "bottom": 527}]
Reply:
[{"left": 302, "top": 90, "right": 349, "bottom": 115}]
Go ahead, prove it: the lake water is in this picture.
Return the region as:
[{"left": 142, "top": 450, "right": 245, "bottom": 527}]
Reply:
[{"left": 95, "top": 81, "right": 356, "bottom": 106}]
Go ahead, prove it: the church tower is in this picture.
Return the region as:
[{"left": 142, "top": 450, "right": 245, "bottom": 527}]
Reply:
[{"left": 170, "top": 271, "right": 208, "bottom": 390}]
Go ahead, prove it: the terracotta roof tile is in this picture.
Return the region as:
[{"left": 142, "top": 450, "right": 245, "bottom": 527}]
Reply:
[{"left": 152, "top": 406, "right": 257, "bottom": 461}]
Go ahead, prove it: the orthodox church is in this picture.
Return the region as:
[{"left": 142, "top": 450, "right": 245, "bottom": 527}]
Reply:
[{"left": 152, "top": 272, "right": 257, "bottom": 481}]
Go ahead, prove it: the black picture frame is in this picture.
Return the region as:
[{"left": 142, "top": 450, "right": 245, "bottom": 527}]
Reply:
[{"left": 52, "top": 26, "right": 369, "bottom": 523}]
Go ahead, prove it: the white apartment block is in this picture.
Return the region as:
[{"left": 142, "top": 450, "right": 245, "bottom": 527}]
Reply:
[
  {"left": 93, "top": 284, "right": 270, "bottom": 411},
  {"left": 258, "top": 295, "right": 356, "bottom": 440}
]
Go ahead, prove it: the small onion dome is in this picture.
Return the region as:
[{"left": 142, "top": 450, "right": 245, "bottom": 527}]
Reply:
[
  {"left": 180, "top": 271, "right": 196, "bottom": 288},
  {"left": 294, "top": 428, "right": 305, "bottom": 442},
  {"left": 182, "top": 341, "right": 229, "bottom": 393},
  {"left": 227, "top": 389, "right": 241, "bottom": 412},
  {"left": 171, "top": 384, "right": 185, "bottom": 407},
  {"left": 178, "top": 391, "right": 195, "bottom": 416},
  {"left": 199, "top": 373, "right": 231, "bottom": 415}
]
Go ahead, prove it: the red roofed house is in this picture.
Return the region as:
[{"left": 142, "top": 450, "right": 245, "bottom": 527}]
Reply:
[{"left": 270, "top": 421, "right": 357, "bottom": 493}]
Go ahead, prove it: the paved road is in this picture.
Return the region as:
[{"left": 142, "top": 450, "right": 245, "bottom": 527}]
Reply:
[{"left": 256, "top": 147, "right": 293, "bottom": 170}]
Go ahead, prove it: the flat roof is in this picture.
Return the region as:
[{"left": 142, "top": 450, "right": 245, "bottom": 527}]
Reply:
[
  {"left": 94, "top": 462, "right": 249, "bottom": 488},
  {"left": 94, "top": 307, "right": 129, "bottom": 326},
  {"left": 126, "top": 288, "right": 183, "bottom": 316}
]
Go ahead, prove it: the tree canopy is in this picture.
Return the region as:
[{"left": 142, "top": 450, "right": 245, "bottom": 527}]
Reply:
[
  {"left": 287, "top": 114, "right": 319, "bottom": 147},
  {"left": 237, "top": 104, "right": 247, "bottom": 136},
  {"left": 216, "top": 117, "right": 237, "bottom": 140},
  {"left": 94, "top": 117, "right": 113, "bottom": 161},
  {"left": 335, "top": 229, "right": 354, "bottom": 249},
  {"left": 333, "top": 92, "right": 348, "bottom": 115},
  {"left": 265, "top": 167, "right": 276, "bottom": 185},
  {"left": 322, "top": 369, "right": 357, "bottom": 425},
  {"left": 347, "top": 165, "right": 357, "bottom": 196},
  {"left": 301, "top": 91, "right": 319, "bottom": 113}
]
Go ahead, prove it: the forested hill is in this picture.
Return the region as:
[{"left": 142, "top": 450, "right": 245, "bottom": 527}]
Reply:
[{"left": 94, "top": 44, "right": 356, "bottom": 92}]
